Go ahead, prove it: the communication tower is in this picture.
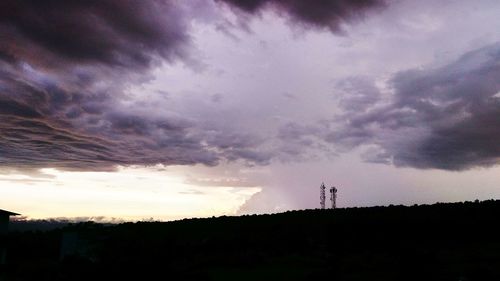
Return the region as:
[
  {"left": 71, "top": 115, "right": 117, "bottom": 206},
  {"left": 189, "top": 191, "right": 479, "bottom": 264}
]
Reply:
[
  {"left": 320, "top": 183, "right": 326, "bottom": 209},
  {"left": 330, "top": 186, "right": 337, "bottom": 209}
]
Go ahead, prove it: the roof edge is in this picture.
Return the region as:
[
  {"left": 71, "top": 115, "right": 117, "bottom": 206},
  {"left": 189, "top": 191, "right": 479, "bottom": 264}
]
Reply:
[{"left": 0, "top": 209, "right": 20, "bottom": 216}]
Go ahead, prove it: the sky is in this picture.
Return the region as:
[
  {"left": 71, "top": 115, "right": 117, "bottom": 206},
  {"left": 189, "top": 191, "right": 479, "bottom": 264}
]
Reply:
[{"left": 1, "top": 0, "right": 500, "bottom": 221}]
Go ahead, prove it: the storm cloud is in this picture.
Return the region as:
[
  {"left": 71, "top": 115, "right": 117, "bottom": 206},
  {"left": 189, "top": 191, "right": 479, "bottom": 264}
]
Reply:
[
  {"left": 4, "top": 0, "right": 498, "bottom": 175},
  {"left": 0, "top": 0, "right": 190, "bottom": 70},
  {"left": 217, "top": 0, "right": 386, "bottom": 32},
  {"left": 333, "top": 43, "right": 500, "bottom": 170},
  {"left": 0, "top": 0, "right": 269, "bottom": 170}
]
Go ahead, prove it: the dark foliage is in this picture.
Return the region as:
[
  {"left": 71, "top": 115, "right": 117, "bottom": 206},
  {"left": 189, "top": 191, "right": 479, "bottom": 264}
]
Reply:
[{"left": 3, "top": 200, "right": 500, "bottom": 280}]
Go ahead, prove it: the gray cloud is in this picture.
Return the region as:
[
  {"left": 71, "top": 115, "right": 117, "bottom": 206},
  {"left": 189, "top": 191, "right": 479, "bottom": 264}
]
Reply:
[
  {"left": 0, "top": 61, "right": 275, "bottom": 170},
  {"left": 0, "top": 0, "right": 190, "bottom": 71},
  {"left": 217, "top": 0, "right": 386, "bottom": 32},
  {"left": 334, "top": 76, "right": 381, "bottom": 113},
  {"left": 6, "top": 0, "right": 497, "bottom": 174},
  {"left": 0, "top": 1, "right": 277, "bottom": 171},
  {"left": 333, "top": 43, "right": 500, "bottom": 170},
  {"left": 276, "top": 122, "right": 337, "bottom": 161}
]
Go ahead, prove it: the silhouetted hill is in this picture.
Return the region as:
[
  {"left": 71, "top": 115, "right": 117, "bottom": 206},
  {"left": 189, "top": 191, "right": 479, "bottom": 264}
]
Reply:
[
  {"left": 9, "top": 220, "right": 72, "bottom": 232},
  {"left": 3, "top": 200, "right": 500, "bottom": 281}
]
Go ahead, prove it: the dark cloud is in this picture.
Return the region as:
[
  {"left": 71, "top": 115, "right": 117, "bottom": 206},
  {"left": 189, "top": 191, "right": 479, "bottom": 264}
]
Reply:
[
  {"left": 0, "top": 1, "right": 275, "bottom": 171},
  {"left": 0, "top": 67, "right": 226, "bottom": 170},
  {"left": 0, "top": 64, "right": 227, "bottom": 170},
  {"left": 333, "top": 43, "right": 500, "bottom": 170},
  {"left": 217, "top": 0, "right": 386, "bottom": 32},
  {"left": 0, "top": 0, "right": 189, "bottom": 70},
  {"left": 0, "top": 67, "right": 271, "bottom": 170}
]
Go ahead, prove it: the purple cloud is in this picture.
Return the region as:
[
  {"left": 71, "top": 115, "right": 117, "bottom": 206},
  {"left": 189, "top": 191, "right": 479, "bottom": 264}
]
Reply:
[
  {"left": 0, "top": 0, "right": 190, "bottom": 70},
  {"left": 217, "top": 0, "right": 386, "bottom": 32},
  {"left": 0, "top": 0, "right": 272, "bottom": 171},
  {"left": 333, "top": 43, "right": 500, "bottom": 170}
]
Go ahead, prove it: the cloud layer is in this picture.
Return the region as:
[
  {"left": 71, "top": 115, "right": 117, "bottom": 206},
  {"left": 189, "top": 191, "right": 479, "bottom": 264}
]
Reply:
[
  {"left": 218, "top": 0, "right": 386, "bottom": 32},
  {"left": 333, "top": 43, "right": 500, "bottom": 170},
  {"left": 0, "top": 0, "right": 190, "bottom": 70},
  {"left": 0, "top": 0, "right": 215, "bottom": 170},
  {"left": 0, "top": 0, "right": 304, "bottom": 171},
  {"left": 0, "top": 0, "right": 390, "bottom": 171},
  {"left": 2, "top": 0, "right": 499, "bottom": 174},
  {"left": 218, "top": 0, "right": 385, "bottom": 32}
]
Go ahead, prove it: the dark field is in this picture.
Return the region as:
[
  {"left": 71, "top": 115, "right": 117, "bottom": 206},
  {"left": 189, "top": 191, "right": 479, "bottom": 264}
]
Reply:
[{"left": 3, "top": 200, "right": 500, "bottom": 281}]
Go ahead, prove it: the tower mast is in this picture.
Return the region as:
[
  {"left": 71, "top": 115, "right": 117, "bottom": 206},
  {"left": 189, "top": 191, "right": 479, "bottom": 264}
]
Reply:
[
  {"left": 320, "top": 182, "right": 326, "bottom": 209},
  {"left": 330, "top": 186, "right": 337, "bottom": 209}
]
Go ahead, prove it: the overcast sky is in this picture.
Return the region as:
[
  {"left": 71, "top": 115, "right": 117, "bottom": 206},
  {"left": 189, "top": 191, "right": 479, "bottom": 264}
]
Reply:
[{"left": 1, "top": 0, "right": 500, "bottom": 220}]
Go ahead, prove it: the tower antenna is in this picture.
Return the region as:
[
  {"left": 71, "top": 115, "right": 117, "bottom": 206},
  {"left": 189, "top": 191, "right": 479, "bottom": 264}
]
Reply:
[
  {"left": 320, "top": 182, "right": 326, "bottom": 209},
  {"left": 330, "top": 186, "right": 337, "bottom": 209}
]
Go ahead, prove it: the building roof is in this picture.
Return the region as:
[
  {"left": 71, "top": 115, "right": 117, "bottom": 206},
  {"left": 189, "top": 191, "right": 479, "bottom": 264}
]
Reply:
[{"left": 0, "top": 209, "right": 20, "bottom": 216}]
